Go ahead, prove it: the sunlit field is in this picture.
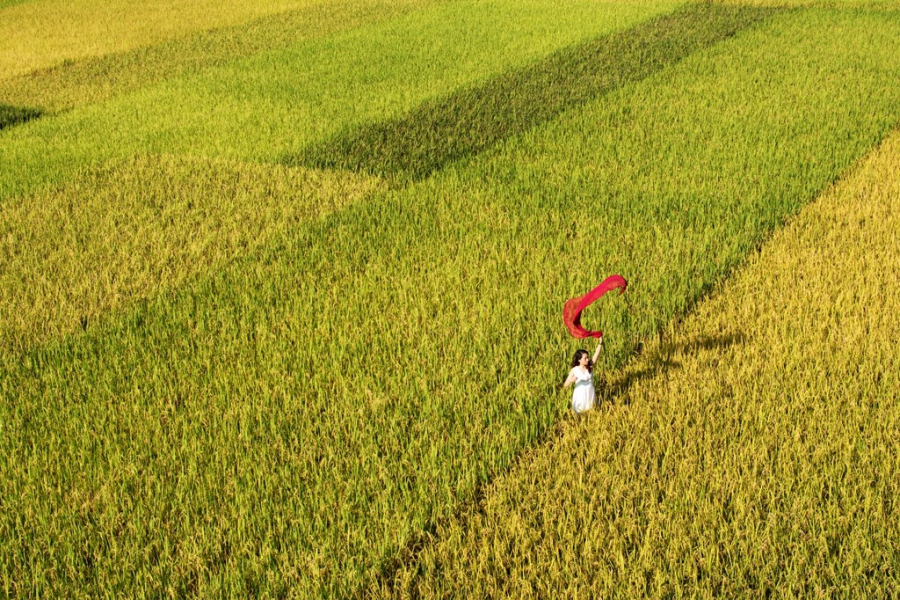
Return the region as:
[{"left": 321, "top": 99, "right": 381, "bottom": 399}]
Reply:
[
  {"left": 391, "top": 127, "right": 900, "bottom": 599},
  {"left": 0, "top": 0, "right": 680, "bottom": 200},
  {"left": 0, "top": 0, "right": 365, "bottom": 80},
  {"left": 0, "top": 0, "right": 440, "bottom": 112},
  {"left": 0, "top": 156, "right": 381, "bottom": 353},
  {"left": 2, "top": 0, "right": 899, "bottom": 596}
]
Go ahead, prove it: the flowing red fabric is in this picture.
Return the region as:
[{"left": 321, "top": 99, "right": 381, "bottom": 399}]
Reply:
[{"left": 563, "top": 275, "right": 627, "bottom": 339}]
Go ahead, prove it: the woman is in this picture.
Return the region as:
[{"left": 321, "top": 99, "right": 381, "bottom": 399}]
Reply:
[{"left": 562, "top": 336, "right": 603, "bottom": 414}]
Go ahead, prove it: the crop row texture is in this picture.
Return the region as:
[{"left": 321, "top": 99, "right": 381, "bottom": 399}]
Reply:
[
  {"left": 0, "top": 0, "right": 438, "bottom": 112},
  {"left": 0, "top": 0, "right": 675, "bottom": 202},
  {"left": 296, "top": 4, "right": 778, "bottom": 181},
  {"left": 3, "top": 4, "right": 900, "bottom": 598},
  {"left": 387, "top": 126, "right": 900, "bottom": 599},
  {"left": 0, "top": 0, "right": 347, "bottom": 81},
  {"left": 0, "top": 156, "right": 381, "bottom": 354}
]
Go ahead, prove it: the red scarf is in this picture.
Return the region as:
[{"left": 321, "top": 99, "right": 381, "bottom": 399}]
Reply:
[{"left": 563, "top": 275, "right": 627, "bottom": 339}]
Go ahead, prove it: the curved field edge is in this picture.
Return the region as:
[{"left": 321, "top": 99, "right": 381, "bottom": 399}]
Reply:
[
  {"left": 0, "top": 155, "right": 382, "bottom": 356},
  {"left": 3, "top": 7, "right": 900, "bottom": 598},
  {"left": 0, "top": 0, "right": 680, "bottom": 204},
  {"left": 387, "top": 127, "right": 900, "bottom": 600},
  {"left": 0, "top": 0, "right": 441, "bottom": 113}
]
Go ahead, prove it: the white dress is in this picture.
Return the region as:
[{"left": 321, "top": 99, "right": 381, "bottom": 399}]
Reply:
[{"left": 569, "top": 366, "right": 596, "bottom": 414}]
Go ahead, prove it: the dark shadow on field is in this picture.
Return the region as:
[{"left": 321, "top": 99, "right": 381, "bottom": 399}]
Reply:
[
  {"left": 293, "top": 3, "right": 781, "bottom": 183},
  {"left": 0, "top": 104, "right": 42, "bottom": 131},
  {"left": 602, "top": 332, "right": 746, "bottom": 403}
]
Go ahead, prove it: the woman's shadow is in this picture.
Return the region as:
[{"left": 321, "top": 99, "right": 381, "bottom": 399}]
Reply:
[{"left": 601, "top": 332, "right": 746, "bottom": 402}]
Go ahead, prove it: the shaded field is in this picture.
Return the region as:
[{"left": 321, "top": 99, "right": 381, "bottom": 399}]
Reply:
[
  {"left": 0, "top": 104, "right": 40, "bottom": 131},
  {"left": 296, "top": 3, "right": 777, "bottom": 181},
  {"left": 390, "top": 128, "right": 900, "bottom": 599},
  {"left": 0, "top": 156, "right": 381, "bottom": 355},
  {"left": 0, "top": 0, "right": 677, "bottom": 202},
  {"left": 0, "top": 0, "right": 438, "bottom": 112},
  {"left": 3, "top": 8, "right": 900, "bottom": 596}
]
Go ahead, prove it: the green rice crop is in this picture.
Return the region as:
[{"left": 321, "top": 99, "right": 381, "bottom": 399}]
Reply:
[
  {"left": 3, "top": 7, "right": 900, "bottom": 596},
  {"left": 0, "top": 0, "right": 679, "bottom": 202},
  {"left": 297, "top": 3, "right": 777, "bottom": 181},
  {"left": 0, "top": 155, "right": 381, "bottom": 355},
  {"left": 389, "top": 126, "right": 900, "bottom": 600},
  {"left": 0, "top": 0, "right": 439, "bottom": 113}
]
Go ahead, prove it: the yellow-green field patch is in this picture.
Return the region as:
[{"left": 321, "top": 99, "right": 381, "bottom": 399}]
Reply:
[
  {"left": 0, "top": 0, "right": 680, "bottom": 202},
  {"left": 390, "top": 131, "right": 900, "bottom": 597},
  {"left": 3, "top": 7, "right": 900, "bottom": 597},
  {"left": 297, "top": 4, "right": 777, "bottom": 181},
  {"left": 0, "top": 0, "right": 31, "bottom": 10},
  {"left": 0, "top": 156, "right": 381, "bottom": 355},
  {"left": 0, "top": 0, "right": 439, "bottom": 112},
  {"left": 0, "top": 0, "right": 345, "bottom": 80}
]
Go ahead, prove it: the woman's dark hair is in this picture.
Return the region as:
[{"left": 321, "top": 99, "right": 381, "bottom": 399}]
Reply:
[{"left": 571, "top": 349, "right": 593, "bottom": 371}]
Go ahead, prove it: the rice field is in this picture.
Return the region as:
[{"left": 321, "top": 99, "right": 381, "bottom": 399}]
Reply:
[
  {"left": 2, "top": 0, "right": 899, "bottom": 597},
  {"left": 0, "top": 104, "right": 40, "bottom": 131},
  {"left": 0, "top": 156, "right": 381, "bottom": 353},
  {"left": 0, "top": 0, "right": 440, "bottom": 112},
  {"left": 388, "top": 125, "right": 900, "bottom": 600},
  {"left": 0, "top": 0, "right": 680, "bottom": 201}
]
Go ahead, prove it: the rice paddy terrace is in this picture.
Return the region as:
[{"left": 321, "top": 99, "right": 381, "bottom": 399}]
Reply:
[{"left": 2, "top": 0, "right": 899, "bottom": 596}]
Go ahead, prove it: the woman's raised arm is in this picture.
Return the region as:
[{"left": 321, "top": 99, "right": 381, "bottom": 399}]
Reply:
[{"left": 591, "top": 335, "right": 604, "bottom": 364}]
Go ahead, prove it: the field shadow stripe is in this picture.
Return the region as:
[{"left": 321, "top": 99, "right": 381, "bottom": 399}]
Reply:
[
  {"left": 0, "top": 104, "right": 41, "bottom": 131},
  {"left": 292, "top": 3, "right": 783, "bottom": 183}
]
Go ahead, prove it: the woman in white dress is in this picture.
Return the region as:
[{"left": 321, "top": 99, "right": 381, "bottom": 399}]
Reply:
[{"left": 562, "top": 336, "right": 603, "bottom": 414}]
